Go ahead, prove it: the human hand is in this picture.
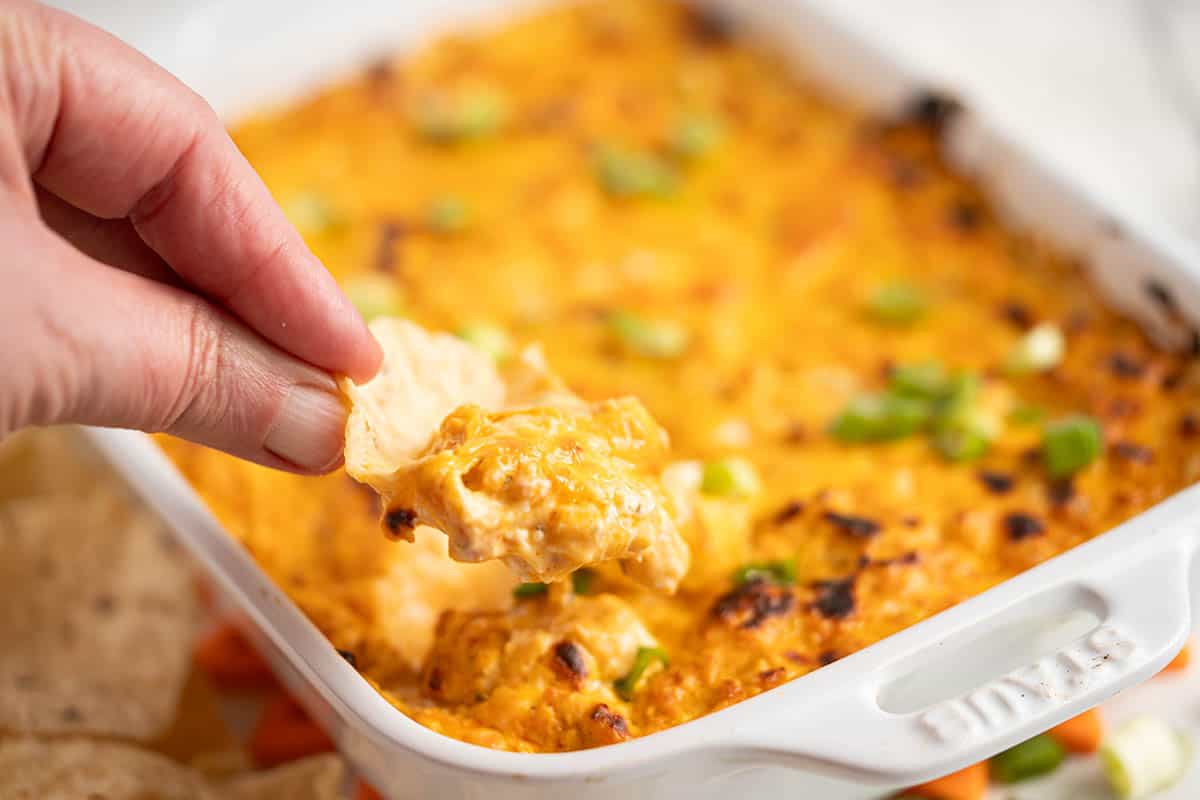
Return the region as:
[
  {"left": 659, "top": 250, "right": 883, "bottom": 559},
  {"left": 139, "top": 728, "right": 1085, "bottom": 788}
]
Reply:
[{"left": 0, "top": 0, "right": 381, "bottom": 473}]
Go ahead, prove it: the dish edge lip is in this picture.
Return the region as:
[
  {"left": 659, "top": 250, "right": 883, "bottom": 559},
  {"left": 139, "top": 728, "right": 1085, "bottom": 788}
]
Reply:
[{"left": 76, "top": 0, "right": 1200, "bottom": 786}]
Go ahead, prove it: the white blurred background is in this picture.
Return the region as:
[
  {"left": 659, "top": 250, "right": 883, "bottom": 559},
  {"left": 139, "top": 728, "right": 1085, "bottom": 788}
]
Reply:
[{"left": 818, "top": 0, "right": 1200, "bottom": 241}]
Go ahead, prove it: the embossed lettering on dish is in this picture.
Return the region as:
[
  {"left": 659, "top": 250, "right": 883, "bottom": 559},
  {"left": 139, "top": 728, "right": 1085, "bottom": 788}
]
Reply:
[{"left": 917, "top": 624, "right": 1136, "bottom": 744}]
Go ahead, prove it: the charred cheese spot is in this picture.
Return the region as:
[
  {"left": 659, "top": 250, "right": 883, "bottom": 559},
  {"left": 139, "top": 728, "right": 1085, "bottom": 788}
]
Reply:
[
  {"left": 552, "top": 640, "right": 589, "bottom": 686},
  {"left": 811, "top": 577, "right": 856, "bottom": 619},
  {"left": 384, "top": 508, "right": 417, "bottom": 538},
  {"left": 712, "top": 579, "right": 795, "bottom": 630},
  {"left": 583, "top": 703, "right": 630, "bottom": 747},
  {"left": 822, "top": 512, "right": 881, "bottom": 539},
  {"left": 1108, "top": 352, "right": 1147, "bottom": 379},
  {"left": 976, "top": 470, "right": 1015, "bottom": 495},
  {"left": 1004, "top": 512, "right": 1045, "bottom": 541}
]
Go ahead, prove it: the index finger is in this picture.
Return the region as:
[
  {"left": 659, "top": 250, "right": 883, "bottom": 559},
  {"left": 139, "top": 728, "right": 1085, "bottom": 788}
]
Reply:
[{"left": 6, "top": 0, "right": 381, "bottom": 382}]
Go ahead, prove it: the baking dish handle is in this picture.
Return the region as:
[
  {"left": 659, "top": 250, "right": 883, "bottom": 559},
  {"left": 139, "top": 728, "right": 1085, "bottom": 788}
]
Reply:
[{"left": 731, "top": 519, "right": 1196, "bottom": 785}]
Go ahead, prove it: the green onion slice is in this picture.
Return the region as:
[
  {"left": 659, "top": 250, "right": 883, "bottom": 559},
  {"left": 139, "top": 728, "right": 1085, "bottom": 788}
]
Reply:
[
  {"left": 889, "top": 362, "right": 949, "bottom": 400},
  {"left": 700, "top": 458, "right": 761, "bottom": 497},
  {"left": 932, "top": 412, "right": 994, "bottom": 462},
  {"left": 990, "top": 734, "right": 1065, "bottom": 784},
  {"left": 613, "top": 646, "right": 669, "bottom": 700},
  {"left": 413, "top": 87, "right": 507, "bottom": 141},
  {"left": 1101, "top": 715, "right": 1192, "bottom": 799},
  {"left": 830, "top": 366, "right": 996, "bottom": 457},
  {"left": 284, "top": 191, "right": 343, "bottom": 236},
  {"left": 931, "top": 373, "right": 995, "bottom": 461},
  {"left": 570, "top": 569, "right": 595, "bottom": 596},
  {"left": 609, "top": 312, "right": 689, "bottom": 359},
  {"left": 1010, "top": 403, "right": 1046, "bottom": 425},
  {"left": 936, "top": 372, "right": 981, "bottom": 415},
  {"left": 1006, "top": 323, "right": 1065, "bottom": 375},
  {"left": 427, "top": 196, "right": 470, "bottom": 233},
  {"left": 593, "top": 146, "right": 678, "bottom": 198},
  {"left": 829, "top": 393, "right": 932, "bottom": 442},
  {"left": 867, "top": 281, "right": 929, "bottom": 325},
  {"left": 1043, "top": 414, "right": 1103, "bottom": 478},
  {"left": 455, "top": 321, "right": 512, "bottom": 362},
  {"left": 344, "top": 275, "right": 403, "bottom": 322},
  {"left": 670, "top": 114, "right": 724, "bottom": 160},
  {"left": 732, "top": 559, "right": 796, "bottom": 586},
  {"left": 513, "top": 582, "right": 549, "bottom": 598}
]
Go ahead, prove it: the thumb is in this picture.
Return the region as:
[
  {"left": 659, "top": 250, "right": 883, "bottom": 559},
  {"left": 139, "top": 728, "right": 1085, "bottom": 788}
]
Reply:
[{"left": 7, "top": 229, "right": 348, "bottom": 474}]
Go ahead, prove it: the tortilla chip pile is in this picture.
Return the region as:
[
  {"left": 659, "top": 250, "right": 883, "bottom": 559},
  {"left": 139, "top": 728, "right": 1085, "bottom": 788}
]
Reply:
[{"left": 0, "top": 427, "right": 355, "bottom": 799}]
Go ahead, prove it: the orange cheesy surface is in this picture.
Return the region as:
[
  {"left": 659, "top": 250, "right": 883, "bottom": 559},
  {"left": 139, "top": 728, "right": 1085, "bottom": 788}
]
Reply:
[{"left": 161, "top": 0, "right": 1200, "bottom": 753}]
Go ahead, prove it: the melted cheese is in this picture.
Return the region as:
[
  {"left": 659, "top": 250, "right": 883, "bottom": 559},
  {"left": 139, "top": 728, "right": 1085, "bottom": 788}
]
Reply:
[
  {"left": 161, "top": 0, "right": 1200, "bottom": 753},
  {"left": 343, "top": 318, "right": 690, "bottom": 590}
]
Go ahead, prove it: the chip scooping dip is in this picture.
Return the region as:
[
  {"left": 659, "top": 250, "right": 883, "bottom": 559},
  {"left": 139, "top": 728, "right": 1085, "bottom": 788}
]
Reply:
[{"left": 342, "top": 317, "right": 690, "bottom": 592}]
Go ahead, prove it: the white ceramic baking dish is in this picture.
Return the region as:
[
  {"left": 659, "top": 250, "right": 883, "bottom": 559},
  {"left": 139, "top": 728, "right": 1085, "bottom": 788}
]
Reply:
[{"left": 72, "top": 0, "right": 1200, "bottom": 797}]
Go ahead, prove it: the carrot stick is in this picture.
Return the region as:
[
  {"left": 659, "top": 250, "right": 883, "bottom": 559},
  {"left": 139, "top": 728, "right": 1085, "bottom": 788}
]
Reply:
[
  {"left": 193, "top": 623, "right": 276, "bottom": 690},
  {"left": 1161, "top": 641, "right": 1192, "bottom": 675},
  {"left": 248, "top": 691, "right": 335, "bottom": 768},
  {"left": 904, "top": 761, "right": 988, "bottom": 800},
  {"left": 192, "top": 574, "right": 217, "bottom": 612},
  {"left": 354, "top": 782, "right": 385, "bottom": 800},
  {"left": 1047, "top": 708, "right": 1104, "bottom": 754}
]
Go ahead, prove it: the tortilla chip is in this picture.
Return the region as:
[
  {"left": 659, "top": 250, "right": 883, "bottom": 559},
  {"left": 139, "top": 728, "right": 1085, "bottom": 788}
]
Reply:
[
  {"left": 0, "top": 738, "right": 345, "bottom": 800},
  {"left": 0, "top": 426, "right": 107, "bottom": 501},
  {"left": 342, "top": 317, "right": 505, "bottom": 491},
  {"left": 221, "top": 753, "right": 346, "bottom": 800},
  {"left": 0, "top": 736, "right": 216, "bottom": 799},
  {"left": 147, "top": 669, "right": 242, "bottom": 771},
  {"left": 342, "top": 317, "right": 689, "bottom": 591},
  {"left": 366, "top": 524, "right": 516, "bottom": 671},
  {"left": 187, "top": 747, "right": 254, "bottom": 781},
  {"left": 0, "top": 489, "right": 197, "bottom": 740}
]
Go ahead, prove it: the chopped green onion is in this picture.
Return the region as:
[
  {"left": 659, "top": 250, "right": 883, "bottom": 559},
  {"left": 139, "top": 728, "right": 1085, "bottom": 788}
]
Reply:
[
  {"left": 455, "top": 322, "right": 512, "bottom": 362},
  {"left": 829, "top": 393, "right": 932, "bottom": 442},
  {"left": 932, "top": 409, "right": 995, "bottom": 462},
  {"left": 1006, "top": 323, "right": 1066, "bottom": 375},
  {"left": 889, "top": 362, "right": 949, "bottom": 400},
  {"left": 283, "top": 191, "right": 342, "bottom": 235},
  {"left": 1010, "top": 403, "right": 1046, "bottom": 425},
  {"left": 344, "top": 275, "right": 403, "bottom": 322},
  {"left": 867, "top": 281, "right": 929, "bottom": 325},
  {"left": 732, "top": 559, "right": 796, "bottom": 586},
  {"left": 613, "top": 646, "right": 669, "bottom": 700},
  {"left": 413, "top": 87, "right": 507, "bottom": 141},
  {"left": 700, "top": 458, "right": 761, "bottom": 497},
  {"left": 593, "top": 146, "right": 678, "bottom": 198},
  {"left": 426, "top": 196, "right": 470, "bottom": 233},
  {"left": 571, "top": 569, "right": 595, "bottom": 595},
  {"left": 669, "top": 114, "right": 724, "bottom": 160},
  {"left": 1101, "top": 715, "right": 1191, "bottom": 798},
  {"left": 990, "top": 734, "right": 1065, "bottom": 784},
  {"left": 513, "top": 582, "right": 548, "bottom": 598},
  {"left": 831, "top": 366, "right": 996, "bottom": 456},
  {"left": 609, "top": 312, "right": 689, "bottom": 359},
  {"left": 931, "top": 374, "right": 995, "bottom": 461},
  {"left": 936, "top": 372, "right": 981, "bottom": 415},
  {"left": 1043, "top": 415, "right": 1103, "bottom": 478},
  {"left": 457, "top": 90, "right": 507, "bottom": 137}
]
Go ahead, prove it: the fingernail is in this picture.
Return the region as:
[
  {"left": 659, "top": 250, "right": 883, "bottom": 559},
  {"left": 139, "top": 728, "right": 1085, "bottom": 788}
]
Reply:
[{"left": 264, "top": 384, "right": 346, "bottom": 472}]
